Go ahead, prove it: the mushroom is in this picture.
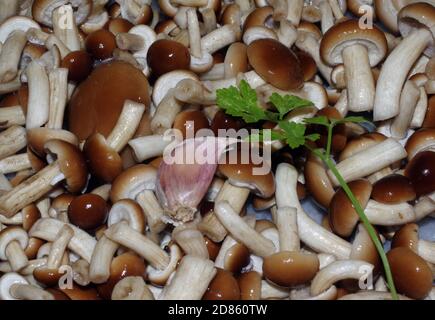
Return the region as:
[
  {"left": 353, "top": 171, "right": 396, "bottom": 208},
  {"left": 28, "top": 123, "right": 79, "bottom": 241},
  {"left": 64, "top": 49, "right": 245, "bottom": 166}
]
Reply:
[
  {"left": 0, "top": 272, "right": 54, "bottom": 300},
  {"left": 320, "top": 19, "right": 387, "bottom": 112},
  {"left": 0, "top": 31, "right": 27, "bottom": 84},
  {"left": 0, "top": 125, "right": 27, "bottom": 161},
  {"left": 173, "top": 225, "right": 209, "bottom": 259},
  {"left": 147, "top": 39, "right": 190, "bottom": 77},
  {"left": 68, "top": 193, "right": 109, "bottom": 230},
  {"left": 203, "top": 268, "right": 240, "bottom": 300},
  {"left": 32, "top": 0, "right": 92, "bottom": 28},
  {"left": 25, "top": 60, "right": 50, "bottom": 129},
  {"left": 158, "top": 255, "right": 216, "bottom": 300},
  {"left": 0, "top": 227, "right": 29, "bottom": 271},
  {"left": 111, "top": 276, "right": 154, "bottom": 300},
  {"left": 374, "top": 3, "right": 435, "bottom": 121},
  {"left": 52, "top": 4, "right": 81, "bottom": 51},
  {"left": 0, "top": 140, "right": 87, "bottom": 216}
]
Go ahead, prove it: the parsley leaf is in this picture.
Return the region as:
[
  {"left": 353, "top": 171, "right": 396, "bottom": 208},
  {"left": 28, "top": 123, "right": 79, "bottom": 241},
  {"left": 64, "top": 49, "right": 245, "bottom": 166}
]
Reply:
[
  {"left": 216, "top": 80, "right": 268, "bottom": 123},
  {"left": 278, "top": 121, "right": 309, "bottom": 149},
  {"left": 269, "top": 93, "right": 314, "bottom": 120}
]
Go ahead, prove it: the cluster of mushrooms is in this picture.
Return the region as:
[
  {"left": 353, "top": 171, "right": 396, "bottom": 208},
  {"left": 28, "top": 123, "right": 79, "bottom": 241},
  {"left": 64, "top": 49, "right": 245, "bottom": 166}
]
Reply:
[{"left": 0, "top": 0, "right": 434, "bottom": 301}]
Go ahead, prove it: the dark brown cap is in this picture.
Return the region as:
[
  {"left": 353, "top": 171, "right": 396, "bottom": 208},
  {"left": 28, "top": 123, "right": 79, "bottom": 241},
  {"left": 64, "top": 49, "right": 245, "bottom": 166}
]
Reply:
[
  {"left": 85, "top": 29, "right": 117, "bottom": 60},
  {"left": 305, "top": 151, "right": 335, "bottom": 208},
  {"left": 405, "top": 128, "right": 435, "bottom": 160},
  {"left": 61, "top": 50, "right": 93, "bottom": 83},
  {"left": 404, "top": 151, "right": 435, "bottom": 197},
  {"left": 106, "top": 18, "right": 134, "bottom": 36},
  {"left": 27, "top": 128, "right": 79, "bottom": 157},
  {"left": 242, "top": 6, "right": 273, "bottom": 32},
  {"left": 391, "top": 223, "right": 419, "bottom": 252},
  {"left": 173, "top": 110, "right": 209, "bottom": 139},
  {"left": 238, "top": 271, "right": 261, "bottom": 300},
  {"left": 203, "top": 268, "right": 240, "bottom": 300},
  {"left": 147, "top": 39, "right": 191, "bottom": 77},
  {"left": 372, "top": 174, "right": 416, "bottom": 204},
  {"left": 68, "top": 193, "right": 108, "bottom": 230}
]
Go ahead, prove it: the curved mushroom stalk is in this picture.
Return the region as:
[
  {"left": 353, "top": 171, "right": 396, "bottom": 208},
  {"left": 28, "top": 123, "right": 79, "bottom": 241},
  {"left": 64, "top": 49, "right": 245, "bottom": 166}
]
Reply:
[
  {"left": 310, "top": 260, "right": 375, "bottom": 296},
  {"left": 0, "top": 30, "right": 27, "bottom": 83},
  {"left": 158, "top": 255, "right": 216, "bottom": 300},
  {"left": 46, "top": 225, "right": 74, "bottom": 269},
  {"left": 29, "top": 218, "right": 96, "bottom": 263},
  {"left": 364, "top": 200, "right": 417, "bottom": 226},
  {"left": 89, "top": 235, "right": 119, "bottom": 284},
  {"left": 26, "top": 60, "right": 49, "bottom": 129},
  {"left": 275, "top": 163, "right": 352, "bottom": 259},
  {"left": 290, "top": 285, "right": 338, "bottom": 300},
  {"left": 391, "top": 81, "right": 421, "bottom": 137},
  {"left": 173, "top": 226, "right": 209, "bottom": 259},
  {"left": 173, "top": 79, "right": 216, "bottom": 105},
  {"left": 327, "top": 138, "right": 407, "bottom": 186},
  {"left": 201, "top": 24, "right": 241, "bottom": 54},
  {"left": 0, "top": 125, "right": 27, "bottom": 161},
  {"left": 0, "top": 273, "right": 54, "bottom": 300},
  {"left": 104, "top": 222, "right": 170, "bottom": 270},
  {"left": 112, "top": 276, "right": 154, "bottom": 300},
  {"left": 47, "top": 68, "right": 69, "bottom": 130},
  {"left": 0, "top": 227, "right": 29, "bottom": 271},
  {"left": 374, "top": 28, "right": 433, "bottom": 121}
]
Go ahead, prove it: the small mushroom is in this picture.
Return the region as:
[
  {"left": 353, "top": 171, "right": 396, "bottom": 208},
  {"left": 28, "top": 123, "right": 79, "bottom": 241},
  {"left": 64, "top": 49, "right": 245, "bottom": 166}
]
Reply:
[
  {"left": 0, "top": 227, "right": 29, "bottom": 271},
  {"left": 0, "top": 272, "right": 53, "bottom": 300}
]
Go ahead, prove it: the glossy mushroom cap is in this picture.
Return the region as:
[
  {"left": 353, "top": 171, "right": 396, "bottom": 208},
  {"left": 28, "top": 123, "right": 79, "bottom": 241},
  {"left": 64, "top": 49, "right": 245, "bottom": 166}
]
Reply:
[
  {"left": 296, "top": 50, "right": 317, "bottom": 81},
  {"left": 320, "top": 19, "right": 388, "bottom": 67},
  {"left": 398, "top": 3, "right": 435, "bottom": 57},
  {"left": 247, "top": 39, "right": 304, "bottom": 90},
  {"left": 22, "top": 204, "right": 41, "bottom": 231},
  {"left": 242, "top": 6, "right": 273, "bottom": 32},
  {"left": 238, "top": 271, "right": 261, "bottom": 300},
  {"left": 173, "top": 110, "right": 209, "bottom": 139},
  {"left": 83, "top": 133, "right": 123, "bottom": 183},
  {"left": 404, "top": 151, "right": 435, "bottom": 197},
  {"left": 263, "top": 251, "right": 320, "bottom": 287},
  {"left": 329, "top": 179, "right": 372, "bottom": 237},
  {"left": 204, "top": 236, "right": 221, "bottom": 261},
  {"left": 223, "top": 243, "right": 250, "bottom": 273},
  {"left": 211, "top": 110, "right": 245, "bottom": 136},
  {"left": 371, "top": 174, "right": 416, "bottom": 204},
  {"left": 96, "top": 252, "right": 146, "bottom": 300},
  {"left": 68, "top": 193, "right": 108, "bottom": 230},
  {"left": 218, "top": 144, "right": 275, "bottom": 198},
  {"left": 27, "top": 128, "right": 79, "bottom": 157},
  {"left": 391, "top": 223, "right": 419, "bottom": 252},
  {"left": 85, "top": 29, "right": 117, "bottom": 60},
  {"left": 58, "top": 284, "right": 100, "bottom": 300},
  {"left": 305, "top": 151, "right": 335, "bottom": 208},
  {"left": 106, "top": 18, "right": 134, "bottom": 36},
  {"left": 203, "top": 268, "right": 240, "bottom": 300},
  {"left": 61, "top": 50, "right": 93, "bottom": 83},
  {"left": 146, "top": 39, "right": 191, "bottom": 77},
  {"left": 405, "top": 128, "right": 435, "bottom": 160},
  {"left": 387, "top": 247, "right": 433, "bottom": 299},
  {"left": 224, "top": 42, "right": 249, "bottom": 78},
  {"left": 68, "top": 61, "right": 150, "bottom": 141},
  {"left": 33, "top": 267, "right": 64, "bottom": 287},
  {"left": 44, "top": 140, "right": 88, "bottom": 193},
  {"left": 422, "top": 96, "right": 435, "bottom": 128}
]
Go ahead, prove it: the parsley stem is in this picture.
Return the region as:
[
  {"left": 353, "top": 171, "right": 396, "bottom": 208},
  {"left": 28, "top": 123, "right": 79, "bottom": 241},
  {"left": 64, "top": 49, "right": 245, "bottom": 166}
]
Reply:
[
  {"left": 325, "top": 124, "right": 333, "bottom": 159},
  {"left": 310, "top": 148, "right": 398, "bottom": 300}
]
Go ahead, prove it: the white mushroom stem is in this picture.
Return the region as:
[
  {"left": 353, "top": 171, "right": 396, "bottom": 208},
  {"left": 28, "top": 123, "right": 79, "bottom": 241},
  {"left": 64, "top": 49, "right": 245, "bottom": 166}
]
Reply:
[
  {"left": 46, "top": 225, "right": 74, "bottom": 269},
  {"left": 319, "top": 1, "right": 334, "bottom": 34},
  {"left": 328, "top": 0, "right": 344, "bottom": 19},
  {"left": 72, "top": 259, "right": 90, "bottom": 286},
  {"left": 52, "top": 5, "right": 81, "bottom": 51},
  {"left": 198, "top": 211, "right": 228, "bottom": 243},
  {"left": 215, "top": 181, "right": 250, "bottom": 214},
  {"left": 203, "top": 71, "right": 266, "bottom": 94},
  {"left": 26, "top": 28, "right": 50, "bottom": 46},
  {"left": 261, "top": 280, "right": 290, "bottom": 299},
  {"left": 277, "top": 19, "right": 298, "bottom": 48},
  {"left": 418, "top": 240, "right": 435, "bottom": 265},
  {"left": 334, "top": 89, "right": 348, "bottom": 117},
  {"left": 0, "top": 74, "right": 21, "bottom": 94},
  {"left": 174, "top": 79, "right": 216, "bottom": 105},
  {"left": 327, "top": 138, "right": 407, "bottom": 186},
  {"left": 158, "top": 255, "right": 216, "bottom": 300},
  {"left": 0, "top": 153, "right": 31, "bottom": 174},
  {"left": 29, "top": 218, "right": 97, "bottom": 263},
  {"left": 201, "top": 24, "right": 240, "bottom": 54},
  {"left": 374, "top": 28, "right": 433, "bottom": 121},
  {"left": 0, "top": 126, "right": 26, "bottom": 161},
  {"left": 104, "top": 222, "right": 170, "bottom": 269},
  {"left": 0, "top": 163, "right": 62, "bottom": 217},
  {"left": 136, "top": 190, "right": 166, "bottom": 234},
  {"left": 36, "top": 198, "right": 51, "bottom": 218},
  {"left": 276, "top": 163, "right": 352, "bottom": 259},
  {"left": 286, "top": 0, "right": 303, "bottom": 25},
  {"left": 243, "top": 27, "right": 278, "bottom": 45},
  {"left": 296, "top": 33, "right": 332, "bottom": 84},
  {"left": 411, "top": 87, "right": 428, "bottom": 128},
  {"left": 129, "top": 134, "right": 174, "bottom": 162},
  {"left": 311, "top": 260, "right": 374, "bottom": 296},
  {"left": 276, "top": 206, "right": 299, "bottom": 252},
  {"left": 390, "top": 80, "right": 420, "bottom": 139},
  {"left": 106, "top": 100, "right": 146, "bottom": 152},
  {"left": 45, "top": 35, "right": 70, "bottom": 59},
  {"left": 89, "top": 235, "right": 119, "bottom": 284},
  {"left": 364, "top": 200, "right": 416, "bottom": 226},
  {"left": 200, "top": 63, "right": 224, "bottom": 81},
  {"left": 173, "top": 227, "right": 209, "bottom": 259},
  {"left": 0, "top": 0, "right": 19, "bottom": 24},
  {"left": 10, "top": 283, "right": 53, "bottom": 300},
  {"left": 0, "top": 106, "right": 25, "bottom": 128},
  {"left": 290, "top": 285, "right": 337, "bottom": 300},
  {"left": 151, "top": 90, "right": 184, "bottom": 134},
  {"left": 415, "top": 195, "right": 435, "bottom": 220},
  {"left": 116, "top": 33, "right": 145, "bottom": 51},
  {"left": 342, "top": 44, "right": 376, "bottom": 112},
  {"left": 339, "top": 291, "right": 411, "bottom": 300},
  {"left": 215, "top": 201, "right": 276, "bottom": 257},
  {"left": 91, "top": 184, "right": 112, "bottom": 201},
  {"left": 47, "top": 68, "right": 69, "bottom": 130},
  {"left": 112, "top": 276, "right": 154, "bottom": 300},
  {"left": 26, "top": 60, "right": 50, "bottom": 129},
  {"left": 0, "top": 31, "right": 27, "bottom": 83},
  {"left": 187, "top": 8, "right": 202, "bottom": 58},
  {"left": 5, "top": 241, "right": 28, "bottom": 272},
  {"left": 199, "top": 7, "right": 216, "bottom": 34}
]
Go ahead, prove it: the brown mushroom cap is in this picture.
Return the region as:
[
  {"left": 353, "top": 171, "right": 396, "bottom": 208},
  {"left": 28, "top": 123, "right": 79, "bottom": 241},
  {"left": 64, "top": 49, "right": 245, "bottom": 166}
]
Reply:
[
  {"left": 305, "top": 151, "right": 335, "bottom": 208},
  {"left": 83, "top": 133, "right": 123, "bottom": 183},
  {"left": 242, "top": 6, "right": 273, "bottom": 32},
  {"left": 252, "top": 195, "right": 276, "bottom": 211},
  {"left": 68, "top": 193, "right": 108, "bottom": 230},
  {"left": 45, "top": 288, "right": 71, "bottom": 300},
  {"left": 51, "top": 193, "right": 75, "bottom": 216},
  {"left": 247, "top": 39, "right": 304, "bottom": 90},
  {"left": 391, "top": 223, "right": 420, "bottom": 252},
  {"left": 27, "top": 128, "right": 79, "bottom": 157},
  {"left": 58, "top": 283, "right": 100, "bottom": 300},
  {"left": 263, "top": 251, "right": 320, "bottom": 287},
  {"left": 238, "top": 271, "right": 261, "bottom": 300},
  {"left": 224, "top": 42, "right": 249, "bottom": 78},
  {"left": 147, "top": 39, "right": 191, "bottom": 78},
  {"left": 203, "top": 268, "right": 240, "bottom": 300},
  {"left": 422, "top": 95, "right": 435, "bottom": 128},
  {"left": 320, "top": 19, "right": 388, "bottom": 67},
  {"left": 85, "top": 29, "right": 117, "bottom": 60},
  {"left": 32, "top": 0, "right": 92, "bottom": 27},
  {"left": 68, "top": 61, "right": 150, "bottom": 141},
  {"left": 224, "top": 243, "right": 250, "bottom": 274},
  {"left": 296, "top": 50, "right": 317, "bottom": 81},
  {"left": 387, "top": 247, "right": 433, "bottom": 299},
  {"left": 61, "top": 50, "right": 93, "bottom": 83},
  {"left": 211, "top": 110, "right": 245, "bottom": 136},
  {"left": 405, "top": 128, "right": 435, "bottom": 160},
  {"left": 24, "top": 237, "right": 45, "bottom": 259},
  {"left": 298, "top": 22, "right": 322, "bottom": 41},
  {"left": 33, "top": 267, "right": 64, "bottom": 287},
  {"left": 22, "top": 204, "right": 41, "bottom": 231},
  {"left": 173, "top": 110, "right": 210, "bottom": 139},
  {"left": 44, "top": 140, "right": 88, "bottom": 193},
  {"left": 404, "top": 151, "right": 435, "bottom": 197},
  {"left": 218, "top": 143, "right": 275, "bottom": 198},
  {"left": 371, "top": 174, "right": 416, "bottom": 204},
  {"left": 96, "top": 252, "right": 146, "bottom": 300},
  {"left": 398, "top": 3, "right": 435, "bottom": 56},
  {"left": 106, "top": 18, "right": 134, "bottom": 36},
  {"left": 204, "top": 236, "right": 221, "bottom": 261},
  {"left": 329, "top": 179, "right": 372, "bottom": 237}
]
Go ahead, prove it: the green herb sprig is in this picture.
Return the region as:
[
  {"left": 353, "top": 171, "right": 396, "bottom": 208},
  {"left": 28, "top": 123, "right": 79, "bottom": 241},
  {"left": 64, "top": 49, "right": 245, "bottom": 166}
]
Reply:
[{"left": 216, "top": 80, "right": 398, "bottom": 300}]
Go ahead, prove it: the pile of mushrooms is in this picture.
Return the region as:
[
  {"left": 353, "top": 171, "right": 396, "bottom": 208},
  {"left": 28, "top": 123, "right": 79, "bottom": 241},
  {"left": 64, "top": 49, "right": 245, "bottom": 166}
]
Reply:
[{"left": 0, "top": 0, "right": 434, "bottom": 301}]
